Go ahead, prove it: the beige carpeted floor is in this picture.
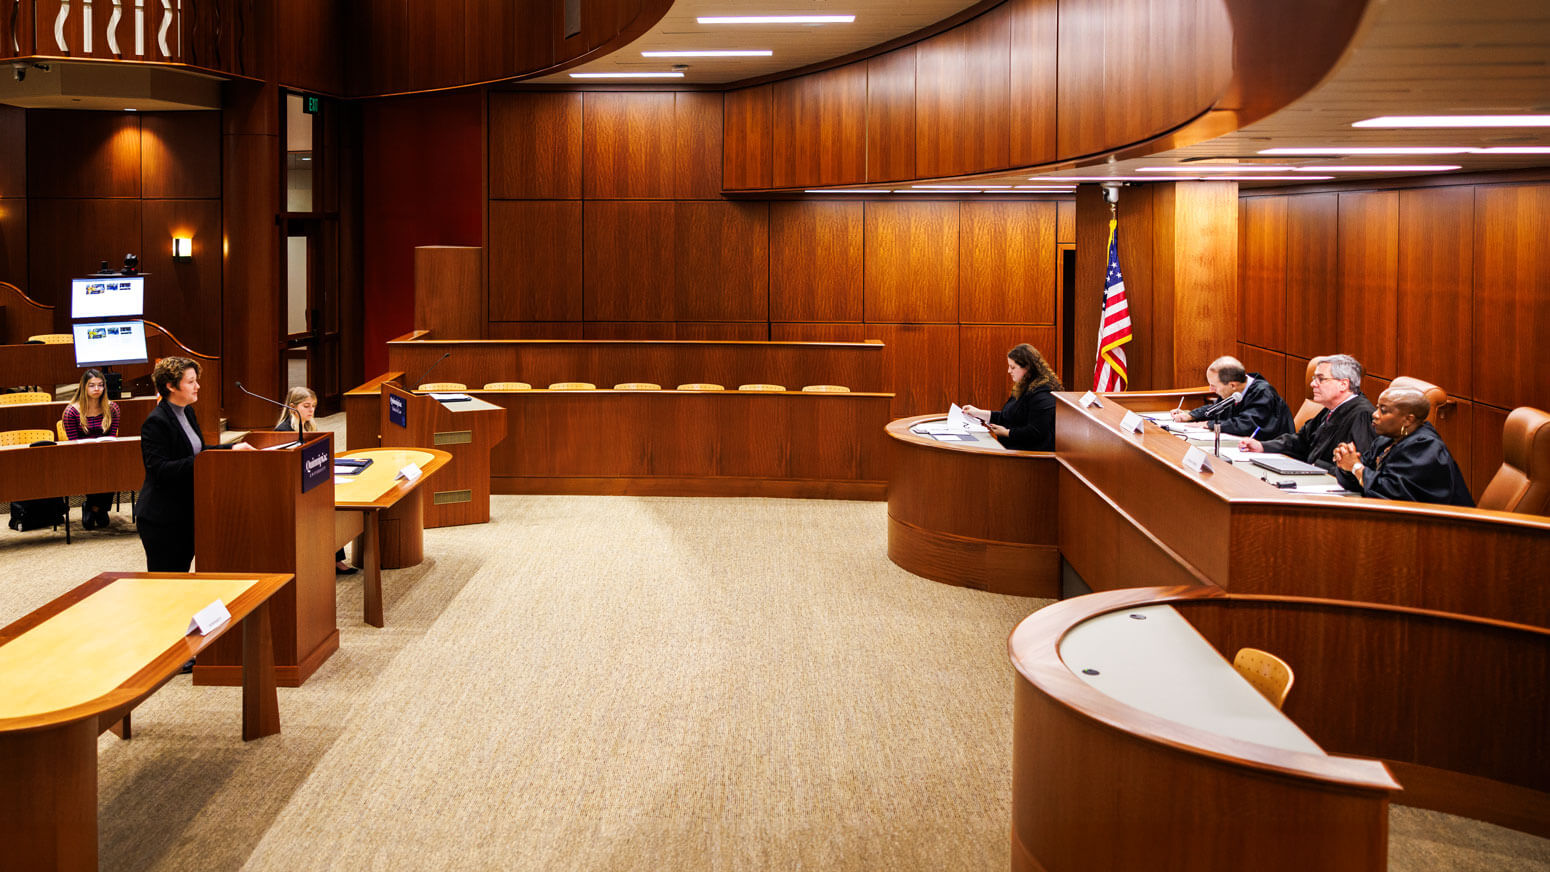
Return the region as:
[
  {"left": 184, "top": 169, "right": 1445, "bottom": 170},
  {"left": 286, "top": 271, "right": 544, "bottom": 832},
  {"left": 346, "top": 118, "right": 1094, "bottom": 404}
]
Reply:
[{"left": 1, "top": 490, "right": 1546, "bottom": 870}]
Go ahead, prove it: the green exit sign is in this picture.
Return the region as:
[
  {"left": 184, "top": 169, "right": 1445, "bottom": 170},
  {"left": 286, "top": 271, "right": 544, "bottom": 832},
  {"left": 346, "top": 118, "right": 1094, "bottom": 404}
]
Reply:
[{"left": 303, "top": 96, "right": 321, "bottom": 115}]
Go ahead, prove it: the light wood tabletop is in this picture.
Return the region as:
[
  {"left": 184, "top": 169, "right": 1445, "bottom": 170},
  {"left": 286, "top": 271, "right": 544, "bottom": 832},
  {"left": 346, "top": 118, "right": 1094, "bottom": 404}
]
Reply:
[{"left": 335, "top": 447, "right": 450, "bottom": 508}]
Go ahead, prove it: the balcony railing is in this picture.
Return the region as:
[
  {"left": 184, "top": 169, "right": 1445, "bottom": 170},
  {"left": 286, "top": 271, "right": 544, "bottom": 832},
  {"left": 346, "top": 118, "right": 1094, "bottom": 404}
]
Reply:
[{"left": 3, "top": 0, "right": 257, "bottom": 77}]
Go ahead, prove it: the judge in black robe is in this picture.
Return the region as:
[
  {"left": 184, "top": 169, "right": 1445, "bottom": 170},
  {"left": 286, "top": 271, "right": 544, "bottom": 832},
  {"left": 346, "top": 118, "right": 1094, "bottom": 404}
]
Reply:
[
  {"left": 1258, "top": 395, "right": 1376, "bottom": 472},
  {"left": 1173, "top": 357, "right": 1295, "bottom": 440},
  {"left": 1332, "top": 388, "right": 1472, "bottom": 507}
]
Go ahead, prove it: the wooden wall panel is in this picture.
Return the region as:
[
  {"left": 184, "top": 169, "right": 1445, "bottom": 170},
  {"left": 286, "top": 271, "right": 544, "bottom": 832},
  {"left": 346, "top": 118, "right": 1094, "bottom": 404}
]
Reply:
[
  {"left": 140, "top": 112, "right": 221, "bottom": 199},
  {"left": 864, "top": 201, "right": 958, "bottom": 323},
  {"left": 583, "top": 201, "right": 674, "bottom": 321},
  {"left": 1336, "top": 191, "right": 1399, "bottom": 378},
  {"left": 1056, "top": 200, "right": 1075, "bottom": 244},
  {"left": 407, "top": 0, "right": 467, "bottom": 89},
  {"left": 584, "top": 92, "right": 675, "bottom": 199},
  {"left": 674, "top": 93, "right": 724, "bottom": 200},
  {"left": 1236, "top": 343, "right": 1288, "bottom": 403},
  {"left": 1397, "top": 186, "right": 1473, "bottom": 398},
  {"left": 770, "top": 323, "right": 872, "bottom": 343},
  {"left": 0, "top": 106, "right": 23, "bottom": 198},
  {"left": 865, "top": 48, "right": 917, "bottom": 183},
  {"left": 959, "top": 325, "right": 1061, "bottom": 409},
  {"left": 770, "top": 202, "right": 863, "bottom": 323},
  {"left": 1239, "top": 196, "right": 1286, "bottom": 351},
  {"left": 465, "top": 0, "right": 554, "bottom": 84},
  {"left": 723, "top": 85, "right": 772, "bottom": 191},
  {"left": 1007, "top": 0, "right": 1058, "bottom": 167},
  {"left": 1154, "top": 181, "right": 1237, "bottom": 387},
  {"left": 958, "top": 200, "right": 1057, "bottom": 324},
  {"left": 0, "top": 199, "right": 24, "bottom": 290},
  {"left": 488, "top": 201, "right": 583, "bottom": 321},
  {"left": 674, "top": 202, "right": 769, "bottom": 322},
  {"left": 414, "top": 246, "right": 484, "bottom": 339},
  {"left": 140, "top": 199, "right": 223, "bottom": 354},
  {"left": 1474, "top": 183, "right": 1550, "bottom": 412},
  {"left": 486, "top": 321, "right": 584, "bottom": 340},
  {"left": 1283, "top": 192, "right": 1339, "bottom": 359},
  {"left": 866, "top": 324, "right": 959, "bottom": 416},
  {"left": 771, "top": 64, "right": 866, "bottom": 189},
  {"left": 489, "top": 92, "right": 582, "bottom": 199},
  {"left": 27, "top": 199, "right": 142, "bottom": 316},
  {"left": 673, "top": 322, "right": 770, "bottom": 341},
  {"left": 276, "top": 0, "right": 346, "bottom": 94},
  {"left": 27, "top": 111, "right": 141, "bottom": 199},
  {"left": 915, "top": 5, "right": 1011, "bottom": 178}
]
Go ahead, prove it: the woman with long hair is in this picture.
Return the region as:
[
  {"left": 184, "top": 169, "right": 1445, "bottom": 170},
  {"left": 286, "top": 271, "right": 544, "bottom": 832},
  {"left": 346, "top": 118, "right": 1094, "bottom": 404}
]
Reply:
[
  {"left": 964, "top": 343, "right": 1063, "bottom": 451},
  {"left": 275, "top": 385, "right": 356, "bottom": 574},
  {"left": 61, "top": 368, "right": 121, "bottom": 528}
]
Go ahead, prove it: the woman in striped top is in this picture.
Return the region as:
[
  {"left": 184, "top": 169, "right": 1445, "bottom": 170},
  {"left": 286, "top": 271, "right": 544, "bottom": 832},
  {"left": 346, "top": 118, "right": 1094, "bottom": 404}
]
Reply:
[{"left": 61, "top": 368, "right": 121, "bottom": 529}]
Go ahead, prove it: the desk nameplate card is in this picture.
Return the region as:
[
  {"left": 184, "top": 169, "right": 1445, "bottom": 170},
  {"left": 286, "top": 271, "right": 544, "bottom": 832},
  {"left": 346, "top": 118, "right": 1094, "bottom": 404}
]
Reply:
[
  {"left": 1182, "top": 446, "right": 1213, "bottom": 473},
  {"left": 186, "top": 599, "right": 231, "bottom": 635},
  {"left": 1119, "top": 410, "right": 1144, "bottom": 433}
]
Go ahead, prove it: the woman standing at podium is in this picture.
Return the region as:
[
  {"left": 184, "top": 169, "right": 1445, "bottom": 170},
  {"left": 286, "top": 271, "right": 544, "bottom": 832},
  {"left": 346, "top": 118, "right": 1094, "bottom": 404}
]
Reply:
[
  {"left": 60, "top": 368, "right": 121, "bottom": 529},
  {"left": 274, "top": 385, "right": 357, "bottom": 575},
  {"left": 136, "top": 356, "right": 252, "bottom": 572},
  {"left": 963, "top": 343, "right": 1063, "bottom": 451}
]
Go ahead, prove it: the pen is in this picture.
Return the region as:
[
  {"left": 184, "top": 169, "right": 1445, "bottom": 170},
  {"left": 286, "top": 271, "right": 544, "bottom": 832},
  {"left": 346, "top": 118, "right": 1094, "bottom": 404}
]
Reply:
[{"left": 1249, "top": 426, "right": 1260, "bottom": 440}]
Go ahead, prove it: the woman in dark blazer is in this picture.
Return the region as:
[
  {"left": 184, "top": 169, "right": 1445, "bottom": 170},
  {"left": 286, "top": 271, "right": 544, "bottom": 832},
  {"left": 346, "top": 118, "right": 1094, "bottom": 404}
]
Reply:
[
  {"left": 963, "top": 343, "right": 1063, "bottom": 451},
  {"left": 136, "top": 356, "right": 252, "bottom": 571}
]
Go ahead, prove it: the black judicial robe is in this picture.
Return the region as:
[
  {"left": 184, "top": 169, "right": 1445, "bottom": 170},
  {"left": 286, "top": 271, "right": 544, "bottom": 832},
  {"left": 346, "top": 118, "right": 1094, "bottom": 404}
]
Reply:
[
  {"left": 990, "top": 383, "right": 1056, "bottom": 451},
  {"left": 1259, "top": 394, "right": 1376, "bottom": 472},
  {"left": 1333, "top": 422, "right": 1473, "bottom": 507},
  {"left": 1188, "top": 373, "right": 1295, "bottom": 439}
]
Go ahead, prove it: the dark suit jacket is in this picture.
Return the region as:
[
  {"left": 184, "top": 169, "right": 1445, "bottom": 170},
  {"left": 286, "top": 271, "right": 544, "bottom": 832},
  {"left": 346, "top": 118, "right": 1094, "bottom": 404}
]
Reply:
[
  {"left": 1189, "top": 373, "right": 1295, "bottom": 439},
  {"left": 990, "top": 383, "right": 1057, "bottom": 451},
  {"left": 1259, "top": 393, "right": 1376, "bottom": 472},
  {"left": 136, "top": 400, "right": 220, "bottom": 531}
]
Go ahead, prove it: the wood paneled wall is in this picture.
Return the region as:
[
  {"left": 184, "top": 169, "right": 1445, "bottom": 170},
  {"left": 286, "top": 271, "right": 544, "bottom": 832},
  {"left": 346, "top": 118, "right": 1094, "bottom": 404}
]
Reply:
[
  {"left": 487, "top": 90, "right": 1072, "bottom": 417},
  {"left": 0, "top": 106, "right": 24, "bottom": 293},
  {"left": 1238, "top": 180, "right": 1550, "bottom": 500}
]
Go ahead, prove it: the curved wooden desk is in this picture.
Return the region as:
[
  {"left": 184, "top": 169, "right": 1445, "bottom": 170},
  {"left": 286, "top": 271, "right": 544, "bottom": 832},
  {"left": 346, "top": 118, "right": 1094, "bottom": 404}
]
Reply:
[
  {"left": 884, "top": 415, "right": 1059, "bottom": 597},
  {"left": 1009, "top": 586, "right": 1550, "bottom": 870},
  {"left": 0, "top": 571, "right": 289, "bottom": 872},
  {"left": 334, "top": 447, "right": 451, "bottom": 627}
]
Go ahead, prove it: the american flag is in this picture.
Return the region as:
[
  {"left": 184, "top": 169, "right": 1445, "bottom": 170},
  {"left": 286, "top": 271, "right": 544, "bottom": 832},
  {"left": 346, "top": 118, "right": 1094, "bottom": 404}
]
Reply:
[{"left": 1092, "top": 218, "right": 1133, "bottom": 392}]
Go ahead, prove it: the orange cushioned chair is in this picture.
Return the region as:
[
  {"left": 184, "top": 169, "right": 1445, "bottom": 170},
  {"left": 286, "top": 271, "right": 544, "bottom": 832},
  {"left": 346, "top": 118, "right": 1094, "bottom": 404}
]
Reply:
[
  {"left": 801, "top": 385, "right": 850, "bottom": 393},
  {"left": 0, "top": 392, "right": 52, "bottom": 406},
  {"left": 676, "top": 383, "right": 724, "bottom": 391},
  {"left": 1476, "top": 407, "right": 1550, "bottom": 517},
  {"left": 613, "top": 383, "right": 661, "bottom": 391},
  {"left": 737, "top": 384, "right": 785, "bottom": 392},
  {"left": 548, "top": 382, "right": 596, "bottom": 390},
  {"left": 1386, "top": 376, "right": 1448, "bottom": 421},
  {"left": 417, "top": 382, "right": 467, "bottom": 392},
  {"left": 25, "top": 333, "right": 72, "bottom": 344},
  {"left": 1233, "top": 648, "right": 1294, "bottom": 710},
  {"left": 482, "top": 381, "right": 531, "bottom": 391},
  {"left": 1292, "top": 356, "right": 1328, "bottom": 431},
  {"left": 0, "top": 428, "right": 54, "bottom": 446}
]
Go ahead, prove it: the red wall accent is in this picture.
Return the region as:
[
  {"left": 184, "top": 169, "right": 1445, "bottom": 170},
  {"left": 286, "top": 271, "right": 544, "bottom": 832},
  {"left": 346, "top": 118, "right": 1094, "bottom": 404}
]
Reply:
[{"left": 362, "top": 91, "right": 483, "bottom": 374}]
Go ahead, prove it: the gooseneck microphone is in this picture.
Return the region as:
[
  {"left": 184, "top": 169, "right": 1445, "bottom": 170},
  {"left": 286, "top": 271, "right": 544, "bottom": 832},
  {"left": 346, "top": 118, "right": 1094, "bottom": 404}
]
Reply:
[
  {"left": 235, "top": 381, "right": 299, "bottom": 419},
  {"left": 405, "top": 352, "right": 452, "bottom": 391},
  {"left": 1196, "top": 390, "right": 1242, "bottom": 418}
]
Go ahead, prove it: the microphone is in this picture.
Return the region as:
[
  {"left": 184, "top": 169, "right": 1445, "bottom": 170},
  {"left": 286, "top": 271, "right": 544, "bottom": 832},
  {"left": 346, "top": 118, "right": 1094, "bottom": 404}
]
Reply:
[
  {"left": 404, "top": 352, "right": 451, "bottom": 391},
  {"left": 1196, "top": 390, "right": 1242, "bottom": 418},
  {"left": 235, "top": 381, "right": 299, "bottom": 418}
]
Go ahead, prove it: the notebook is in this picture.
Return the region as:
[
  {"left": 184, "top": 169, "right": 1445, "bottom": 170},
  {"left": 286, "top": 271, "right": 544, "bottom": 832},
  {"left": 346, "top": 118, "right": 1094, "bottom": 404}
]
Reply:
[{"left": 1251, "top": 455, "right": 1327, "bottom": 476}]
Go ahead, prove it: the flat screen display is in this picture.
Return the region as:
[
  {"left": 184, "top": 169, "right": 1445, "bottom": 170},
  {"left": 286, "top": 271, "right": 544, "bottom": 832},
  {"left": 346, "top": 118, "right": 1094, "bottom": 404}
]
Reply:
[
  {"left": 71, "top": 276, "right": 144, "bottom": 319},
  {"left": 72, "top": 319, "right": 149, "bottom": 367}
]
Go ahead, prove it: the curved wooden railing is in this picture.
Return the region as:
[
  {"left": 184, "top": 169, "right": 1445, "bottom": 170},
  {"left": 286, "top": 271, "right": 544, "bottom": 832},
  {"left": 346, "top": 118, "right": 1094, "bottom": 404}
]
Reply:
[{"left": 0, "top": 281, "right": 55, "bottom": 346}]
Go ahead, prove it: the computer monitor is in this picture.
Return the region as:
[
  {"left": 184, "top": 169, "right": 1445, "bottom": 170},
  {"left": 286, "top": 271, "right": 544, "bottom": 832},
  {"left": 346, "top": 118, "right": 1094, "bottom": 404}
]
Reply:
[
  {"left": 71, "top": 276, "right": 145, "bottom": 319},
  {"left": 72, "top": 319, "right": 149, "bottom": 367}
]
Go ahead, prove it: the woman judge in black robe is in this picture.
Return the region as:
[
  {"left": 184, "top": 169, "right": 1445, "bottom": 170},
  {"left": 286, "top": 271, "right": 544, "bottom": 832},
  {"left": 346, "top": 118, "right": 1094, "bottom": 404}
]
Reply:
[{"left": 1332, "top": 385, "right": 1473, "bottom": 507}]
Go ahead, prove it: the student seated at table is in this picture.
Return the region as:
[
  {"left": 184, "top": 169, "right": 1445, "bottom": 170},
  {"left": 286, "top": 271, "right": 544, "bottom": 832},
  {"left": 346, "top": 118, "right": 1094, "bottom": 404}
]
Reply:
[
  {"left": 1331, "top": 386, "right": 1473, "bottom": 506},
  {"left": 275, "top": 386, "right": 357, "bottom": 576},
  {"left": 1169, "top": 355, "right": 1294, "bottom": 439},
  {"left": 1238, "top": 354, "right": 1375, "bottom": 472},
  {"left": 60, "top": 368, "right": 122, "bottom": 529},
  {"left": 963, "top": 343, "right": 1062, "bottom": 451}
]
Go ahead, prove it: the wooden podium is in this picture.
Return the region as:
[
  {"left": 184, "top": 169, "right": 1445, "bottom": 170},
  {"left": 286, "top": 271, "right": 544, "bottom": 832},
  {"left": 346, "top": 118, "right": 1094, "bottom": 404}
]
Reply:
[
  {"left": 191, "top": 431, "right": 340, "bottom": 687},
  {"left": 379, "top": 383, "right": 506, "bottom": 527}
]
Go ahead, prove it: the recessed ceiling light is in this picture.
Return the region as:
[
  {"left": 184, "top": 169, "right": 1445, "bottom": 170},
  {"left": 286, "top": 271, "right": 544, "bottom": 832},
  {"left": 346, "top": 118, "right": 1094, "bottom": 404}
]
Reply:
[
  {"left": 698, "top": 15, "right": 854, "bottom": 24},
  {"left": 1259, "top": 147, "right": 1473, "bottom": 155},
  {"left": 124, "top": 108, "right": 137, "bottom": 112},
  {"left": 1137, "top": 165, "right": 1295, "bottom": 172},
  {"left": 568, "top": 71, "right": 685, "bottom": 78},
  {"left": 642, "top": 50, "right": 772, "bottom": 57},
  {"left": 1291, "top": 165, "right": 1461, "bottom": 172},
  {"left": 1014, "top": 186, "right": 1076, "bottom": 190},
  {"left": 1354, "top": 115, "right": 1550, "bottom": 128}
]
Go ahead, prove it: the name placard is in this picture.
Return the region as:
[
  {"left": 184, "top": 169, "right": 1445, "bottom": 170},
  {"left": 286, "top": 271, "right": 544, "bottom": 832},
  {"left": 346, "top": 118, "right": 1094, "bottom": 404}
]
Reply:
[
  {"left": 1079, "top": 391, "right": 1102, "bottom": 408},
  {"left": 186, "top": 599, "right": 231, "bottom": 636},
  {"left": 388, "top": 393, "right": 408, "bottom": 428},
  {"left": 301, "top": 438, "right": 332, "bottom": 493},
  {"left": 1120, "top": 410, "right": 1144, "bottom": 433},
  {"left": 396, "top": 463, "right": 422, "bottom": 482},
  {"left": 1182, "top": 446, "right": 1213, "bottom": 474}
]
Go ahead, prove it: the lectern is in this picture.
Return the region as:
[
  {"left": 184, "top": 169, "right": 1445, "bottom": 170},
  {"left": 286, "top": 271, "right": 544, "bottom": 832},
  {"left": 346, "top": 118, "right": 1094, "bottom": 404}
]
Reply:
[
  {"left": 379, "top": 382, "right": 507, "bottom": 526},
  {"left": 191, "top": 431, "right": 339, "bottom": 686}
]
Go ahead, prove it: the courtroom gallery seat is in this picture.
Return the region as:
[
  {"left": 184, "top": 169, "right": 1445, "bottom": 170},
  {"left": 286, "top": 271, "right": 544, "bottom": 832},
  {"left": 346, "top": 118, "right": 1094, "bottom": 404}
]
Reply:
[
  {"left": 676, "top": 383, "right": 724, "bottom": 391},
  {"left": 801, "top": 384, "right": 850, "bottom": 393},
  {"left": 613, "top": 383, "right": 661, "bottom": 391},
  {"left": 1232, "top": 648, "right": 1295, "bottom": 710},
  {"left": 1476, "top": 406, "right": 1550, "bottom": 517},
  {"left": 417, "top": 382, "right": 467, "bottom": 392},
  {"left": 0, "top": 428, "right": 54, "bottom": 446},
  {"left": 1293, "top": 356, "right": 1329, "bottom": 430},
  {"left": 737, "top": 384, "right": 785, "bottom": 392},
  {"left": 548, "top": 382, "right": 596, "bottom": 391},
  {"left": 482, "top": 381, "right": 531, "bottom": 391},
  {"left": 25, "top": 333, "right": 72, "bottom": 344},
  {"left": 0, "top": 392, "right": 52, "bottom": 406}
]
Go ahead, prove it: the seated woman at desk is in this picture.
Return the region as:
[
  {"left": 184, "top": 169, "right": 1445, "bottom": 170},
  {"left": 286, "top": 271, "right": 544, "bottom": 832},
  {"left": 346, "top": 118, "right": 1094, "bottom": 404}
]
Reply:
[
  {"left": 60, "top": 368, "right": 121, "bottom": 529},
  {"left": 963, "top": 343, "right": 1062, "bottom": 451},
  {"left": 1332, "top": 386, "right": 1473, "bottom": 506},
  {"left": 275, "top": 385, "right": 357, "bottom": 575}
]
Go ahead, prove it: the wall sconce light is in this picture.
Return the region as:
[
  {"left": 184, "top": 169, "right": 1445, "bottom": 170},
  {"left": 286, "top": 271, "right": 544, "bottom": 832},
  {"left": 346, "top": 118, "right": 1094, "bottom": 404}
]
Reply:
[{"left": 172, "top": 236, "right": 193, "bottom": 261}]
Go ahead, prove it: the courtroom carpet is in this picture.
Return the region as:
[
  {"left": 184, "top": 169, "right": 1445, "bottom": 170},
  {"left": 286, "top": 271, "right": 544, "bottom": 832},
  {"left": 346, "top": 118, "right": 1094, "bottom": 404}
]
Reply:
[{"left": 0, "top": 497, "right": 1546, "bottom": 871}]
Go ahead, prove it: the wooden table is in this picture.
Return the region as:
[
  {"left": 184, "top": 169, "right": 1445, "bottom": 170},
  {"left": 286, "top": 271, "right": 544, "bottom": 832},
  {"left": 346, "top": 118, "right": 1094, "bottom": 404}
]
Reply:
[
  {"left": 0, "top": 437, "right": 144, "bottom": 540},
  {"left": 884, "top": 415, "right": 1060, "bottom": 596},
  {"left": 0, "top": 571, "right": 290, "bottom": 872},
  {"left": 334, "top": 447, "right": 451, "bottom": 627}
]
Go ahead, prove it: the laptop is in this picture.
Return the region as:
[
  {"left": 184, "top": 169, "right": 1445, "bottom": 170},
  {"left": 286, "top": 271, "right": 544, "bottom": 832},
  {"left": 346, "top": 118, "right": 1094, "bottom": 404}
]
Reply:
[{"left": 1251, "top": 455, "right": 1327, "bottom": 476}]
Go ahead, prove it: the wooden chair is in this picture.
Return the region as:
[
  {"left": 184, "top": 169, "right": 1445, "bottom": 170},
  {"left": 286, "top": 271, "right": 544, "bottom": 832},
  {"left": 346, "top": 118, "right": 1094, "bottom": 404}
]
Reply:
[
  {"left": 0, "top": 392, "right": 52, "bottom": 406},
  {"left": 613, "top": 382, "right": 661, "bottom": 391},
  {"left": 737, "top": 384, "right": 786, "bottom": 392},
  {"left": 548, "top": 382, "right": 596, "bottom": 390},
  {"left": 1477, "top": 406, "right": 1550, "bottom": 517},
  {"left": 482, "top": 381, "right": 531, "bottom": 391},
  {"left": 676, "top": 383, "right": 725, "bottom": 391},
  {"left": 801, "top": 384, "right": 850, "bottom": 393},
  {"left": 417, "top": 382, "right": 467, "bottom": 392},
  {"left": 1233, "top": 648, "right": 1294, "bottom": 709},
  {"left": 25, "top": 333, "right": 72, "bottom": 344},
  {"left": 0, "top": 429, "right": 54, "bottom": 446}
]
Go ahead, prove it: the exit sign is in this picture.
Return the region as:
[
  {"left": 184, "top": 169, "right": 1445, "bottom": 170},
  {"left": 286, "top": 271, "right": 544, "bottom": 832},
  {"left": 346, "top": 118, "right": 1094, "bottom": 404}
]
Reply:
[{"left": 303, "top": 96, "right": 321, "bottom": 115}]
